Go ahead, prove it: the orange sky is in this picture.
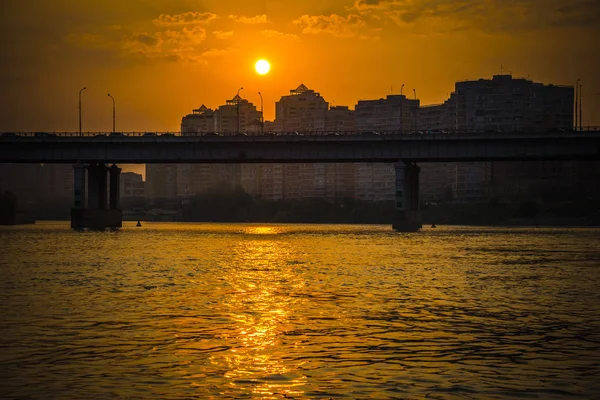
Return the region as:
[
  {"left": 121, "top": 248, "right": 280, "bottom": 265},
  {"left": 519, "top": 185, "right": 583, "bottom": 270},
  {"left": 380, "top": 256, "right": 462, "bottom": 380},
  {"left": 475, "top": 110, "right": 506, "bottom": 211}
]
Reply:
[{"left": 1, "top": 0, "right": 599, "bottom": 134}]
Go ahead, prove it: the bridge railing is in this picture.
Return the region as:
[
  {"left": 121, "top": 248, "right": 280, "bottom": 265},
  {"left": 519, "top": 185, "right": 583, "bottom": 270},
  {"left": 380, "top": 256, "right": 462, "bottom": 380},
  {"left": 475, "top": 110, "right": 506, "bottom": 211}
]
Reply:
[{"left": 1, "top": 126, "right": 599, "bottom": 138}]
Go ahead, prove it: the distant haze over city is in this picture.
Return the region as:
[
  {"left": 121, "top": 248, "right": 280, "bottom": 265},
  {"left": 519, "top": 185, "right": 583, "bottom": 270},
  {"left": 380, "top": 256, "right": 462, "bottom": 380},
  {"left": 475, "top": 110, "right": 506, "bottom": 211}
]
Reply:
[{"left": 1, "top": 0, "right": 598, "bottom": 133}]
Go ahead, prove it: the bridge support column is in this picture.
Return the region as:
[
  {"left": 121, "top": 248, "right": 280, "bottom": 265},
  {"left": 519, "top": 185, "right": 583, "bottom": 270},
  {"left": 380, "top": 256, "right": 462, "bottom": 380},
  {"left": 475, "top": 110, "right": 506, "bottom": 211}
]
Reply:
[
  {"left": 108, "top": 165, "right": 123, "bottom": 228},
  {"left": 73, "top": 162, "right": 86, "bottom": 209},
  {"left": 97, "top": 164, "right": 108, "bottom": 210},
  {"left": 392, "top": 162, "right": 422, "bottom": 232},
  {"left": 109, "top": 164, "right": 121, "bottom": 210},
  {"left": 70, "top": 163, "right": 122, "bottom": 230},
  {"left": 70, "top": 162, "right": 87, "bottom": 229},
  {"left": 87, "top": 163, "right": 100, "bottom": 210}
]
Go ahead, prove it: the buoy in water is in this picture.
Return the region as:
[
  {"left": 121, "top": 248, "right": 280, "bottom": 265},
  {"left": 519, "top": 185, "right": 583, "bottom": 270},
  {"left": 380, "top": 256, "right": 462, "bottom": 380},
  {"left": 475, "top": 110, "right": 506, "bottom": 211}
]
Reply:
[{"left": 136, "top": 221, "right": 142, "bottom": 227}]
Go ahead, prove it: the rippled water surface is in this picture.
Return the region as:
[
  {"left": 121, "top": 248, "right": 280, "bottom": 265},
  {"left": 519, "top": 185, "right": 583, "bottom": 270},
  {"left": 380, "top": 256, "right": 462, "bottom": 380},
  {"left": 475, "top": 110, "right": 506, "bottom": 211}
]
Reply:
[{"left": 1, "top": 222, "right": 600, "bottom": 399}]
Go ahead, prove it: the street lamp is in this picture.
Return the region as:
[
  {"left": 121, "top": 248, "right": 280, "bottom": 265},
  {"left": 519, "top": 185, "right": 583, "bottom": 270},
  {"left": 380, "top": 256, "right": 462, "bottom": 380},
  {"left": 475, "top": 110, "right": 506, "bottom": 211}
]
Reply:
[
  {"left": 400, "top": 84, "right": 405, "bottom": 133},
  {"left": 108, "top": 94, "right": 115, "bottom": 133},
  {"left": 575, "top": 78, "right": 580, "bottom": 131},
  {"left": 579, "top": 81, "right": 582, "bottom": 131},
  {"left": 413, "top": 89, "right": 417, "bottom": 131},
  {"left": 79, "top": 87, "right": 86, "bottom": 136},
  {"left": 258, "top": 91, "right": 264, "bottom": 135},
  {"left": 237, "top": 87, "right": 243, "bottom": 134}
]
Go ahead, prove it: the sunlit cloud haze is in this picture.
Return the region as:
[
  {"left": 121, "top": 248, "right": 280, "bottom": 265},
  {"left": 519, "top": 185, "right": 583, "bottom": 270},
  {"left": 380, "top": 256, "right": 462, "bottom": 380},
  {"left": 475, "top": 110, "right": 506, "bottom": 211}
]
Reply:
[{"left": 1, "top": 0, "right": 599, "bottom": 133}]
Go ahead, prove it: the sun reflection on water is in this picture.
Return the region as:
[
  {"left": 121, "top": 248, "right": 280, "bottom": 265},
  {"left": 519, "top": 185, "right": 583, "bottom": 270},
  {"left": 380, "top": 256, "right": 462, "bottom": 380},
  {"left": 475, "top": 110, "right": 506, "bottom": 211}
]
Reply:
[
  {"left": 213, "top": 236, "right": 307, "bottom": 398},
  {"left": 241, "top": 225, "right": 285, "bottom": 235}
]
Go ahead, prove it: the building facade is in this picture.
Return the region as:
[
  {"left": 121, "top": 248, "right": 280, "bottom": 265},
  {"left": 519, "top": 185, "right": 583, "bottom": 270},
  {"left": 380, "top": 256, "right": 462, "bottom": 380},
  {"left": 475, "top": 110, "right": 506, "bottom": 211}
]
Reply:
[
  {"left": 120, "top": 172, "right": 144, "bottom": 198},
  {"left": 168, "top": 95, "right": 261, "bottom": 205},
  {"left": 453, "top": 74, "right": 573, "bottom": 132},
  {"left": 325, "top": 106, "right": 357, "bottom": 133},
  {"left": 418, "top": 74, "right": 576, "bottom": 202},
  {"left": 214, "top": 95, "right": 262, "bottom": 134},
  {"left": 356, "top": 95, "right": 420, "bottom": 133},
  {"left": 180, "top": 95, "right": 262, "bottom": 136},
  {"left": 273, "top": 84, "right": 328, "bottom": 133},
  {"left": 145, "top": 164, "right": 178, "bottom": 207},
  {"left": 181, "top": 105, "right": 215, "bottom": 135}
]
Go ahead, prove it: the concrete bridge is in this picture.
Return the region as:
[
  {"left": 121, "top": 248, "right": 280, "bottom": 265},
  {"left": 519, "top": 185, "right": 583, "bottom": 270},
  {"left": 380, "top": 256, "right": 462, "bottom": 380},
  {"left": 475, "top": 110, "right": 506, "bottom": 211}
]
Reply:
[
  {"left": 1, "top": 131, "right": 599, "bottom": 164},
  {"left": 1, "top": 130, "right": 599, "bottom": 231}
]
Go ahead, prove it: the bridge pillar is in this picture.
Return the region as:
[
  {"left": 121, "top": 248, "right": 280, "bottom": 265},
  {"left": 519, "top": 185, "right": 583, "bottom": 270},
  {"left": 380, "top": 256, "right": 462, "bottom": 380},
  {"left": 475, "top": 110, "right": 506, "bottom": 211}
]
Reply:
[
  {"left": 392, "top": 162, "right": 422, "bottom": 232},
  {"left": 87, "top": 163, "right": 100, "bottom": 210},
  {"left": 70, "top": 162, "right": 87, "bottom": 229},
  {"left": 109, "top": 164, "right": 121, "bottom": 210},
  {"left": 71, "top": 163, "right": 122, "bottom": 230},
  {"left": 97, "top": 164, "right": 108, "bottom": 210},
  {"left": 73, "top": 162, "right": 86, "bottom": 209}
]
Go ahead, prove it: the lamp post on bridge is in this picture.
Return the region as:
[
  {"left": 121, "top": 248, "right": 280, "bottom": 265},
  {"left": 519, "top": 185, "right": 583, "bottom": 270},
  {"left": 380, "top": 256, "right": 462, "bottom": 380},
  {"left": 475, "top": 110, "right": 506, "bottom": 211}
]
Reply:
[
  {"left": 108, "top": 94, "right": 116, "bottom": 133},
  {"left": 258, "top": 91, "right": 264, "bottom": 135},
  {"left": 400, "top": 84, "right": 405, "bottom": 134},
  {"left": 575, "top": 78, "right": 580, "bottom": 131},
  {"left": 579, "top": 81, "right": 582, "bottom": 132},
  {"left": 413, "top": 89, "right": 417, "bottom": 131},
  {"left": 236, "top": 87, "right": 243, "bottom": 134},
  {"left": 79, "top": 87, "right": 86, "bottom": 136}
]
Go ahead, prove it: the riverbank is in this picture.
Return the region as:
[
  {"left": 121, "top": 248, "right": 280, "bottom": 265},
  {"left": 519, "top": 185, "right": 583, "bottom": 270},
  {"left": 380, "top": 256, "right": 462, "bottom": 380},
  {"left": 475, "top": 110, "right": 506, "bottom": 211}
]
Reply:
[{"left": 20, "top": 194, "right": 600, "bottom": 227}]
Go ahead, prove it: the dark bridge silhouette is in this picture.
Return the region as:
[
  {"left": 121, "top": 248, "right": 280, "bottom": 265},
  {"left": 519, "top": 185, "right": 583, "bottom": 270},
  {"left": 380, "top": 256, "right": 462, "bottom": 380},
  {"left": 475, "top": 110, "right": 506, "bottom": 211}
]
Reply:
[{"left": 2, "top": 130, "right": 599, "bottom": 231}]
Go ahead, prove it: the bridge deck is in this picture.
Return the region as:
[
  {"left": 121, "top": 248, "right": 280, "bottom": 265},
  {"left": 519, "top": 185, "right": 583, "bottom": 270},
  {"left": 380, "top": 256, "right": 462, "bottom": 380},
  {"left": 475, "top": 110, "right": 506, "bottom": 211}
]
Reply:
[{"left": 1, "top": 131, "right": 599, "bottom": 164}]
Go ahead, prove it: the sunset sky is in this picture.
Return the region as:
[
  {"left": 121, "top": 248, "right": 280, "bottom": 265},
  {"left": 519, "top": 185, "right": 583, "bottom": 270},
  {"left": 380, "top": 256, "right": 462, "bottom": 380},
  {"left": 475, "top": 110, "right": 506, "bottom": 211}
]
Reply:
[{"left": 1, "top": 0, "right": 599, "bottom": 133}]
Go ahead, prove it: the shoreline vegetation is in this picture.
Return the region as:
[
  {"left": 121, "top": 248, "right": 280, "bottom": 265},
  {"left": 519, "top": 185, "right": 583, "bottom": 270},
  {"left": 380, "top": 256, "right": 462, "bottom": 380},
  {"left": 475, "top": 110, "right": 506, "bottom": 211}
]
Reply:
[{"left": 5, "top": 186, "right": 599, "bottom": 227}]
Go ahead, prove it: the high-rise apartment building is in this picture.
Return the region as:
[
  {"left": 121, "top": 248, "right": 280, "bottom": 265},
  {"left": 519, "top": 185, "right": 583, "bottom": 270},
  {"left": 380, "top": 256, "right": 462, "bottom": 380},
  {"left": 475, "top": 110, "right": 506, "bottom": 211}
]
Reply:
[
  {"left": 145, "top": 164, "right": 178, "bottom": 207},
  {"left": 214, "top": 95, "right": 262, "bottom": 134},
  {"left": 325, "top": 106, "right": 357, "bottom": 133},
  {"left": 270, "top": 85, "right": 357, "bottom": 201},
  {"left": 181, "top": 105, "right": 215, "bottom": 134},
  {"left": 177, "top": 164, "right": 241, "bottom": 199},
  {"left": 181, "top": 95, "right": 262, "bottom": 136},
  {"left": 353, "top": 163, "right": 395, "bottom": 202},
  {"left": 356, "top": 95, "right": 420, "bottom": 133},
  {"left": 160, "top": 95, "right": 261, "bottom": 205},
  {"left": 417, "top": 74, "right": 576, "bottom": 202},
  {"left": 273, "top": 84, "right": 328, "bottom": 133},
  {"left": 419, "top": 74, "right": 573, "bottom": 133},
  {"left": 351, "top": 94, "right": 420, "bottom": 202},
  {"left": 453, "top": 74, "right": 573, "bottom": 132}
]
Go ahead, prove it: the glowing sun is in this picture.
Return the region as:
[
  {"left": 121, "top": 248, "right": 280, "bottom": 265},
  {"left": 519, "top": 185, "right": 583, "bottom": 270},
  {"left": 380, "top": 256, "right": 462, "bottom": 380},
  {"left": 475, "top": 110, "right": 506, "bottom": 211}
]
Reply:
[{"left": 255, "top": 59, "right": 270, "bottom": 75}]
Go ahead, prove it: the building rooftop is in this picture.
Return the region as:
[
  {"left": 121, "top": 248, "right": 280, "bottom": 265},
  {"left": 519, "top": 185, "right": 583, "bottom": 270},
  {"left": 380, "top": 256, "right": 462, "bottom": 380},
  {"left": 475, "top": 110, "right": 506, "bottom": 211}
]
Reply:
[{"left": 289, "top": 83, "right": 319, "bottom": 96}]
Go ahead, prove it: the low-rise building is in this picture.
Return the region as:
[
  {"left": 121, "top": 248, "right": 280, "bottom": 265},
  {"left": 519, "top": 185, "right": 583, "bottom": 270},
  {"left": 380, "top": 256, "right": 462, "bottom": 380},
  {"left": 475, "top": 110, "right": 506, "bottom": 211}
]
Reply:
[{"left": 120, "top": 172, "right": 144, "bottom": 198}]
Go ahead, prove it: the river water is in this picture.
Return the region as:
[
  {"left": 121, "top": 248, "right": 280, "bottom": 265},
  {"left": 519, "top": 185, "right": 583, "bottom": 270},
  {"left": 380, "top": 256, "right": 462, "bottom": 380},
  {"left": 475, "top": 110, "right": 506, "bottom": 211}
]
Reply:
[{"left": 1, "top": 222, "right": 599, "bottom": 399}]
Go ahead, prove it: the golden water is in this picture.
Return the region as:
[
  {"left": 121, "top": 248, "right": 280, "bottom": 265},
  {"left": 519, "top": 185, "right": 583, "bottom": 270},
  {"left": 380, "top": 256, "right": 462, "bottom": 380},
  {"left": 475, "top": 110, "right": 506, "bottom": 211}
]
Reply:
[{"left": 1, "top": 222, "right": 599, "bottom": 399}]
